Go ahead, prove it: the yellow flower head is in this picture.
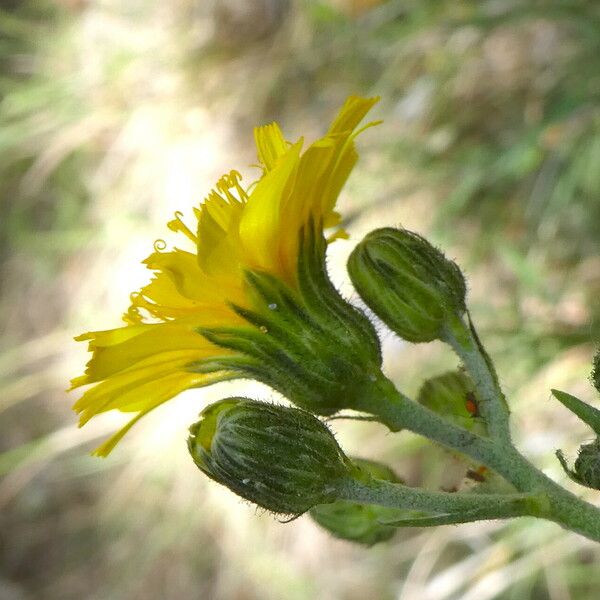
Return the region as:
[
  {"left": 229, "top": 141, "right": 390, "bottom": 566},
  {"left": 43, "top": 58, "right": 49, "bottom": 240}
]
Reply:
[{"left": 72, "top": 96, "right": 381, "bottom": 456}]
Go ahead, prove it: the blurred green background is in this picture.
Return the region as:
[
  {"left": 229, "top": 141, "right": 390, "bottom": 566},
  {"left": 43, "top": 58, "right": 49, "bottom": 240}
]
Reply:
[{"left": 1, "top": 1, "right": 600, "bottom": 599}]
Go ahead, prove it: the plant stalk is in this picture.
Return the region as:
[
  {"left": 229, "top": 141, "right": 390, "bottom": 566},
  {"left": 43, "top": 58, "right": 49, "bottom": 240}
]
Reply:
[
  {"left": 356, "top": 373, "right": 600, "bottom": 542},
  {"left": 442, "top": 314, "right": 512, "bottom": 443},
  {"left": 337, "top": 477, "right": 546, "bottom": 523}
]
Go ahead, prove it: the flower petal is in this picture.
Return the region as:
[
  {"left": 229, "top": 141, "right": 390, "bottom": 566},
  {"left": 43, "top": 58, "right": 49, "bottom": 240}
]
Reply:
[
  {"left": 73, "top": 318, "right": 235, "bottom": 385},
  {"left": 239, "top": 140, "right": 302, "bottom": 277},
  {"left": 328, "top": 95, "right": 380, "bottom": 135},
  {"left": 89, "top": 369, "right": 225, "bottom": 457},
  {"left": 196, "top": 190, "right": 245, "bottom": 295},
  {"left": 254, "top": 122, "right": 288, "bottom": 171}
]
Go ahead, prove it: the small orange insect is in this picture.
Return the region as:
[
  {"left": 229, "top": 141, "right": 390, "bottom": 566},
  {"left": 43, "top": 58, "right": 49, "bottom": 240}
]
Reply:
[
  {"left": 465, "top": 392, "right": 479, "bottom": 417},
  {"left": 466, "top": 466, "right": 489, "bottom": 483}
]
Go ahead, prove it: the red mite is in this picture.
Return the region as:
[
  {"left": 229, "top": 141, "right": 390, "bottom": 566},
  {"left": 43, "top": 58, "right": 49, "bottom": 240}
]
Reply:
[
  {"left": 466, "top": 466, "right": 489, "bottom": 483},
  {"left": 465, "top": 392, "right": 479, "bottom": 417}
]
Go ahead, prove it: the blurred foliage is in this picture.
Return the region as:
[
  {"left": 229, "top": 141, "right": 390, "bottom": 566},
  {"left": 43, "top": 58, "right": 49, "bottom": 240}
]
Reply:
[{"left": 1, "top": 0, "right": 600, "bottom": 599}]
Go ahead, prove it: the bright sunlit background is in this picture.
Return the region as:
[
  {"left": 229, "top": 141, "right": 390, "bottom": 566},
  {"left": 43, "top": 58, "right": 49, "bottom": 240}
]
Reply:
[{"left": 1, "top": 1, "right": 600, "bottom": 599}]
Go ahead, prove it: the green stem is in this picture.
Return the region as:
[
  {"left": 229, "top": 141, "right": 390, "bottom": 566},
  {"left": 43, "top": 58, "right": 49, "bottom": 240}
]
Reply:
[
  {"left": 337, "top": 477, "right": 546, "bottom": 523},
  {"left": 497, "top": 446, "right": 600, "bottom": 541},
  {"left": 356, "top": 373, "right": 600, "bottom": 542},
  {"left": 356, "top": 375, "right": 505, "bottom": 473},
  {"left": 443, "top": 314, "right": 512, "bottom": 443}
]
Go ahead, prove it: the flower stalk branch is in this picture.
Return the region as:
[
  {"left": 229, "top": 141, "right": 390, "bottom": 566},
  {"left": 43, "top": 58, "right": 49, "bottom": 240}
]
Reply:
[
  {"left": 336, "top": 477, "right": 548, "bottom": 524},
  {"left": 355, "top": 372, "right": 600, "bottom": 543},
  {"left": 442, "top": 314, "right": 512, "bottom": 443}
]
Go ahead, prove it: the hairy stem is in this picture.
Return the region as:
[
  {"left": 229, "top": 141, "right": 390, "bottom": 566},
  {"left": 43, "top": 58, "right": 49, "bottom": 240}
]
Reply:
[
  {"left": 337, "top": 477, "right": 546, "bottom": 522},
  {"left": 356, "top": 373, "right": 600, "bottom": 542},
  {"left": 443, "top": 314, "right": 512, "bottom": 443}
]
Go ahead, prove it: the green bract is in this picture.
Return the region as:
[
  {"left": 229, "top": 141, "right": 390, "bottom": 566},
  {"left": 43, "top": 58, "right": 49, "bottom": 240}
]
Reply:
[
  {"left": 310, "top": 459, "right": 403, "bottom": 545},
  {"left": 187, "top": 398, "right": 353, "bottom": 516},
  {"left": 195, "top": 224, "right": 383, "bottom": 415},
  {"left": 348, "top": 227, "right": 466, "bottom": 342},
  {"left": 418, "top": 370, "right": 487, "bottom": 435}
]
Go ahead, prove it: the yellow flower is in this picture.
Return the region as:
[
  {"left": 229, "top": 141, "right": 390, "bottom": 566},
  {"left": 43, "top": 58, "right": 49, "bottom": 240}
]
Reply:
[{"left": 72, "top": 95, "right": 380, "bottom": 456}]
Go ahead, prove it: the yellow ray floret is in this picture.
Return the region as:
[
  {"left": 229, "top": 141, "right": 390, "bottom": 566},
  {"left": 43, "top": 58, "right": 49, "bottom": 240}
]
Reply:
[
  {"left": 243, "top": 95, "right": 380, "bottom": 280},
  {"left": 72, "top": 95, "right": 380, "bottom": 454}
]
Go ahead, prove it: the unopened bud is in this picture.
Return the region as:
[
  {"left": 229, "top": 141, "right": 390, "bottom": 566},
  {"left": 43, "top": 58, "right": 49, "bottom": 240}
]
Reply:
[
  {"left": 557, "top": 438, "right": 600, "bottom": 491},
  {"left": 418, "top": 370, "right": 487, "bottom": 435},
  {"left": 573, "top": 439, "right": 600, "bottom": 490},
  {"left": 592, "top": 348, "right": 600, "bottom": 395},
  {"left": 188, "top": 398, "right": 353, "bottom": 516},
  {"left": 348, "top": 227, "right": 467, "bottom": 342}
]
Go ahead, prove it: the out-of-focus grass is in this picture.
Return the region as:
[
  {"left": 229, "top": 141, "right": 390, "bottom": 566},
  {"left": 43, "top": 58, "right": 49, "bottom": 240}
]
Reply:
[{"left": 1, "top": 1, "right": 600, "bottom": 599}]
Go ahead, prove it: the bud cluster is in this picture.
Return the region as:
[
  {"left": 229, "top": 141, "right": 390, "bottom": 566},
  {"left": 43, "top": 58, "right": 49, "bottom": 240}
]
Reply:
[{"left": 188, "top": 225, "right": 477, "bottom": 524}]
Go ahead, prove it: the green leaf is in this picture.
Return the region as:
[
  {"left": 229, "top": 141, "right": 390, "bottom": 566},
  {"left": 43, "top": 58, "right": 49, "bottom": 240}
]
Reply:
[
  {"left": 310, "top": 500, "right": 401, "bottom": 545},
  {"left": 379, "top": 493, "right": 544, "bottom": 527},
  {"left": 378, "top": 510, "right": 482, "bottom": 528},
  {"left": 551, "top": 389, "right": 600, "bottom": 435}
]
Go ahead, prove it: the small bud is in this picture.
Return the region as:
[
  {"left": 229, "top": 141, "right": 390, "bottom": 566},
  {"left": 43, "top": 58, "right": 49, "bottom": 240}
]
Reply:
[
  {"left": 557, "top": 438, "right": 600, "bottom": 491},
  {"left": 348, "top": 227, "right": 467, "bottom": 342},
  {"left": 592, "top": 348, "right": 600, "bottom": 395},
  {"left": 188, "top": 398, "right": 353, "bottom": 516},
  {"left": 418, "top": 370, "right": 487, "bottom": 435},
  {"left": 574, "top": 440, "right": 600, "bottom": 489},
  {"left": 309, "top": 458, "right": 402, "bottom": 545}
]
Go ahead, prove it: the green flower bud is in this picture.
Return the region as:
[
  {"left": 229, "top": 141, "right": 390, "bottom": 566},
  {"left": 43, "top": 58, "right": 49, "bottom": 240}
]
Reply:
[
  {"left": 592, "top": 348, "right": 600, "bottom": 395},
  {"left": 195, "top": 223, "right": 383, "bottom": 416},
  {"left": 418, "top": 370, "right": 487, "bottom": 435},
  {"left": 310, "top": 458, "right": 402, "bottom": 545},
  {"left": 574, "top": 440, "right": 600, "bottom": 489},
  {"left": 188, "top": 398, "right": 353, "bottom": 516},
  {"left": 557, "top": 438, "right": 600, "bottom": 490},
  {"left": 348, "top": 227, "right": 467, "bottom": 342}
]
